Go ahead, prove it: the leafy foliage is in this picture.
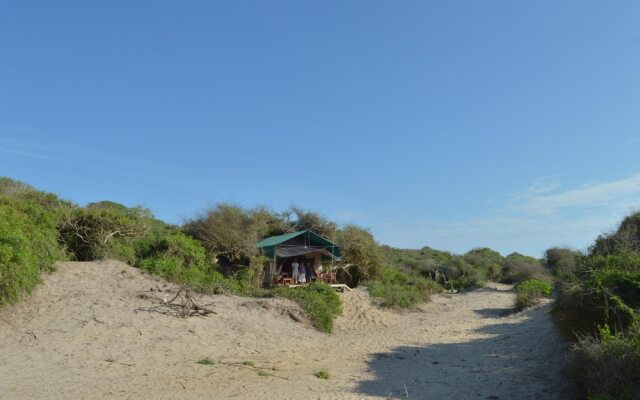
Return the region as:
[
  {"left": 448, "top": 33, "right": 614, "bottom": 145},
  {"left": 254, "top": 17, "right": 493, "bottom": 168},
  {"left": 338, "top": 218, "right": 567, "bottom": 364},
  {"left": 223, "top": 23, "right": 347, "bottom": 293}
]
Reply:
[
  {"left": 0, "top": 195, "right": 65, "bottom": 304},
  {"left": 314, "top": 370, "right": 330, "bottom": 379},
  {"left": 59, "top": 202, "right": 152, "bottom": 263},
  {"left": 289, "top": 206, "right": 336, "bottom": 238},
  {"left": 364, "top": 265, "right": 441, "bottom": 308},
  {"left": 501, "top": 252, "right": 548, "bottom": 284},
  {"left": 335, "top": 225, "right": 382, "bottom": 287},
  {"left": 274, "top": 283, "right": 342, "bottom": 333},
  {"left": 183, "top": 204, "right": 266, "bottom": 266},
  {"left": 196, "top": 357, "right": 215, "bottom": 365},
  {"left": 463, "top": 248, "right": 505, "bottom": 281},
  {"left": 553, "top": 211, "right": 640, "bottom": 399},
  {"left": 591, "top": 213, "right": 640, "bottom": 256},
  {"left": 568, "top": 325, "right": 640, "bottom": 400},
  {"left": 514, "top": 279, "right": 552, "bottom": 310},
  {"left": 544, "top": 247, "right": 581, "bottom": 275}
]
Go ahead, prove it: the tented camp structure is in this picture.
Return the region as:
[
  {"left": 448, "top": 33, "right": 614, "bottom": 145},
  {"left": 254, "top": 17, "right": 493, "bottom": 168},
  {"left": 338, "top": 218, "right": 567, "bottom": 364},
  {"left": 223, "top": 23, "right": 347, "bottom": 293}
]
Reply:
[{"left": 257, "top": 230, "right": 341, "bottom": 286}]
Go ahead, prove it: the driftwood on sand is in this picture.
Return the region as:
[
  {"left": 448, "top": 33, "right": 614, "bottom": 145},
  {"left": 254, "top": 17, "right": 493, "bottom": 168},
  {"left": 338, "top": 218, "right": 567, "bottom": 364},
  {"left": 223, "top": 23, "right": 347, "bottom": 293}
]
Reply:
[{"left": 135, "top": 285, "right": 217, "bottom": 318}]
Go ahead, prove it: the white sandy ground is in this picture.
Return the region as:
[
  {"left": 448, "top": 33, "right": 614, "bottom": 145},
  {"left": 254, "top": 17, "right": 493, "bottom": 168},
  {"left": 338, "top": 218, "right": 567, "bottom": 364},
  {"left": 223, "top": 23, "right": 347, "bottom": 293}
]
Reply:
[{"left": 0, "top": 261, "right": 569, "bottom": 400}]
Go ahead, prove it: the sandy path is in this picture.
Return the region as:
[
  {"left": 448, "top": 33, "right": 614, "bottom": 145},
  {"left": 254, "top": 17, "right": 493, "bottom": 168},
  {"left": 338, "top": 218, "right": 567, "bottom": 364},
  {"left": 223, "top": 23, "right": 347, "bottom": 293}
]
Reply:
[{"left": 0, "top": 261, "right": 568, "bottom": 399}]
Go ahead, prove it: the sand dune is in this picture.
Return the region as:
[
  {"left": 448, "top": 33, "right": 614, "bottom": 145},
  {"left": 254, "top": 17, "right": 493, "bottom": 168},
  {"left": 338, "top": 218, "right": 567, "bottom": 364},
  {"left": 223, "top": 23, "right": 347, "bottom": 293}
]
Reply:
[{"left": 0, "top": 261, "right": 568, "bottom": 399}]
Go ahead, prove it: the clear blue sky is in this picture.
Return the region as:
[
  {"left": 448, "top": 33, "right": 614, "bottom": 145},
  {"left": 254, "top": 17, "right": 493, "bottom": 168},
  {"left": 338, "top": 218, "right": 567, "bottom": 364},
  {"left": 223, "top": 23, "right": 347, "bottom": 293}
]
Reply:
[{"left": 1, "top": 1, "right": 639, "bottom": 256}]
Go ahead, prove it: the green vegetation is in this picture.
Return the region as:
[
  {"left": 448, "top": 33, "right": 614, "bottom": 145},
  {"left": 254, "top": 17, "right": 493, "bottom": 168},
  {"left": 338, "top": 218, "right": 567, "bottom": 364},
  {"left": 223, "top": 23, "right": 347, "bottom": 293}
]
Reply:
[
  {"left": 514, "top": 279, "right": 552, "bottom": 310},
  {"left": 364, "top": 265, "right": 441, "bottom": 308},
  {"left": 543, "top": 247, "right": 581, "bottom": 275},
  {"left": 0, "top": 179, "right": 67, "bottom": 305},
  {"left": 274, "top": 283, "right": 342, "bottom": 333},
  {"left": 552, "top": 212, "right": 640, "bottom": 399},
  {"left": 335, "top": 225, "right": 383, "bottom": 287},
  {"left": 568, "top": 325, "right": 640, "bottom": 400},
  {"left": 241, "top": 360, "right": 254, "bottom": 366},
  {"left": 381, "top": 245, "right": 551, "bottom": 291},
  {"left": 0, "top": 176, "right": 550, "bottom": 334},
  {"left": 501, "top": 252, "right": 549, "bottom": 284},
  {"left": 196, "top": 357, "right": 215, "bottom": 365},
  {"left": 314, "top": 370, "right": 330, "bottom": 379}
]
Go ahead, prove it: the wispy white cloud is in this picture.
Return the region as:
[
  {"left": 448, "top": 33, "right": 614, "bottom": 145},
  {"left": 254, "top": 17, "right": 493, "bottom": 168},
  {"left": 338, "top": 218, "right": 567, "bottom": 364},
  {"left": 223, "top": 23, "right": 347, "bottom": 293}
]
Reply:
[
  {"left": 510, "top": 173, "right": 640, "bottom": 215},
  {"left": 0, "top": 129, "right": 170, "bottom": 173},
  {"left": 375, "top": 173, "right": 640, "bottom": 256},
  {"left": 0, "top": 147, "right": 67, "bottom": 163}
]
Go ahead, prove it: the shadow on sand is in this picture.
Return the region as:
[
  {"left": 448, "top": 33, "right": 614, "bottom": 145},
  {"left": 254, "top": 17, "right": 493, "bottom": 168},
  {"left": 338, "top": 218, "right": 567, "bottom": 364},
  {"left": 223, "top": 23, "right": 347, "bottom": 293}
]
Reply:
[
  {"left": 354, "top": 305, "right": 568, "bottom": 400},
  {"left": 472, "top": 307, "right": 514, "bottom": 318}
]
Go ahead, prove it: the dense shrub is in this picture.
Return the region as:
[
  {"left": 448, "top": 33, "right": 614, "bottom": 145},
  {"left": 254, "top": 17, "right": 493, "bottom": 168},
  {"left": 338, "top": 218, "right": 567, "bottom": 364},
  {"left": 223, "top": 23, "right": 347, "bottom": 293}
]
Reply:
[
  {"left": 442, "top": 258, "right": 487, "bottom": 290},
  {"left": 591, "top": 212, "right": 640, "bottom": 256},
  {"left": 501, "top": 252, "right": 548, "bottom": 284},
  {"left": 463, "top": 248, "right": 505, "bottom": 281},
  {"left": 553, "top": 211, "right": 640, "bottom": 400},
  {"left": 544, "top": 247, "right": 581, "bottom": 275},
  {"left": 568, "top": 325, "right": 640, "bottom": 400},
  {"left": 274, "top": 283, "right": 342, "bottom": 333},
  {"left": 184, "top": 204, "right": 266, "bottom": 266},
  {"left": 134, "top": 229, "right": 227, "bottom": 292},
  {"left": 0, "top": 197, "right": 64, "bottom": 304},
  {"left": 554, "top": 251, "right": 640, "bottom": 336},
  {"left": 59, "top": 202, "right": 152, "bottom": 263},
  {"left": 335, "top": 225, "right": 382, "bottom": 286},
  {"left": 514, "top": 279, "right": 552, "bottom": 310},
  {"left": 288, "top": 206, "right": 336, "bottom": 238},
  {"left": 364, "top": 265, "right": 441, "bottom": 308}
]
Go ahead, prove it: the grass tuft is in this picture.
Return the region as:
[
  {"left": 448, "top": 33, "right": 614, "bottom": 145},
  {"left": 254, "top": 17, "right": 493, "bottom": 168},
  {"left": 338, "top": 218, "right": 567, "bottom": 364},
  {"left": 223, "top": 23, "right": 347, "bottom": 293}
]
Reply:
[
  {"left": 274, "top": 283, "right": 342, "bottom": 333},
  {"left": 196, "top": 357, "right": 215, "bottom": 365},
  {"left": 314, "top": 370, "right": 330, "bottom": 379}
]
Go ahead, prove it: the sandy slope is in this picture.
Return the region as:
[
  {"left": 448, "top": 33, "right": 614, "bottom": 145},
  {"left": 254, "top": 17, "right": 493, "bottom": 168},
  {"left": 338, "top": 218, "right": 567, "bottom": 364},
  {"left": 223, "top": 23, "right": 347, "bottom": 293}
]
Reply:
[{"left": 0, "top": 261, "right": 568, "bottom": 399}]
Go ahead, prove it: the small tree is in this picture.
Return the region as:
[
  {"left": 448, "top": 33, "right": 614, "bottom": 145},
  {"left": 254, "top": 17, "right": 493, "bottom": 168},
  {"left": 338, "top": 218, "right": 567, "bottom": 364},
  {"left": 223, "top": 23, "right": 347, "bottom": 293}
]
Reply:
[
  {"left": 289, "top": 206, "right": 336, "bottom": 238},
  {"left": 59, "top": 202, "right": 151, "bottom": 262},
  {"left": 183, "top": 204, "right": 262, "bottom": 266},
  {"left": 335, "top": 225, "right": 382, "bottom": 286}
]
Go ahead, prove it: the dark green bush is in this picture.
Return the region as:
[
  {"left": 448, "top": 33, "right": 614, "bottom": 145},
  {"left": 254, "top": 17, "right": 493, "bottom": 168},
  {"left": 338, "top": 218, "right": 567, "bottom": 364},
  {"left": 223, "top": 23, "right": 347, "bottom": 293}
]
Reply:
[
  {"left": 544, "top": 247, "right": 581, "bottom": 275},
  {"left": 591, "top": 212, "right": 640, "bottom": 256},
  {"left": 463, "top": 248, "right": 505, "bottom": 281},
  {"left": 442, "top": 258, "right": 487, "bottom": 290},
  {"left": 364, "top": 265, "right": 441, "bottom": 308},
  {"left": 554, "top": 252, "right": 640, "bottom": 336},
  {"left": 501, "top": 252, "right": 548, "bottom": 284},
  {"left": 553, "top": 212, "right": 640, "bottom": 400},
  {"left": 514, "top": 279, "right": 552, "bottom": 310},
  {"left": 568, "top": 325, "right": 640, "bottom": 400},
  {"left": 274, "top": 283, "right": 342, "bottom": 333}
]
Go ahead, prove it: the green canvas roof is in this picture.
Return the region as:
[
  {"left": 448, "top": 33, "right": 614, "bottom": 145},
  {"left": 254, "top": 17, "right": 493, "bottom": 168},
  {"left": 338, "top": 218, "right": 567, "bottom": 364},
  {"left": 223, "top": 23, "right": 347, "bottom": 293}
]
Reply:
[{"left": 257, "top": 230, "right": 341, "bottom": 260}]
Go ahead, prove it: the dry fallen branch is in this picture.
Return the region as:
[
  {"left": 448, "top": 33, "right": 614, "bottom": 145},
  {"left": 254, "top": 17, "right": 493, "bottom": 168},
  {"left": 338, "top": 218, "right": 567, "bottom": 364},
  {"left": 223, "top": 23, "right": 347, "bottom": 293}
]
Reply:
[
  {"left": 135, "top": 285, "right": 217, "bottom": 318},
  {"left": 105, "top": 358, "right": 134, "bottom": 367},
  {"left": 217, "top": 361, "right": 290, "bottom": 381}
]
